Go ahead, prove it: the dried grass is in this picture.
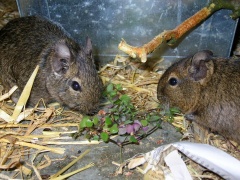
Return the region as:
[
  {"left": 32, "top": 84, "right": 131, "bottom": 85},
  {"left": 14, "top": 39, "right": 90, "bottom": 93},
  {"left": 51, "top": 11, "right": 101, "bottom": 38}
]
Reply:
[
  {"left": 100, "top": 57, "right": 240, "bottom": 179},
  {"left": 0, "top": 56, "right": 240, "bottom": 179},
  {"left": 0, "top": 53, "right": 239, "bottom": 179},
  {"left": 0, "top": 0, "right": 19, "bottom": 29},
  {"left": 0, "top": 65, "right": 100, "bottom": 178}
]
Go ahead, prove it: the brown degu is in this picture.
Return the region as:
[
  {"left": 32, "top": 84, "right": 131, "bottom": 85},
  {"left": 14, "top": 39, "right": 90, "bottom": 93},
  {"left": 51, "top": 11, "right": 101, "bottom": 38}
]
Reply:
[
  {"left": 0, "top": 16, "right": 103, "bottom": 114},
  {"left": 157, "top": 50, "right": 240, "bottom": 143}
]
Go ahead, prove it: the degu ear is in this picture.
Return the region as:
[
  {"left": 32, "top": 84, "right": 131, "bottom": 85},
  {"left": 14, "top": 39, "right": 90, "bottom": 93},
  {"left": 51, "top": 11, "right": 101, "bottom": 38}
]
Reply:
[
  {"left": 188, "top": 50, "right": 214, "bottom": 83},
  {"left": 84, "top": 37, "right": 93, "bottom": 58},
  {"left": 51, "top": 41, "right": 71, "bottom": 75}
]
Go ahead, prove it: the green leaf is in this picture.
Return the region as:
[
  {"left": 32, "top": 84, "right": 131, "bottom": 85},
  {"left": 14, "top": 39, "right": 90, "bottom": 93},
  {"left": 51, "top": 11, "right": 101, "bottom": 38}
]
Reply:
[
  {"left": 167, "top": 116, "right": 174, "bottom": 123},
  {"left": 82, "top": 116, "right": 90, "bottom": 121},
  {"left": 113, "top": 99, "right": 121, "bottom": 105},
  {"left": 103, "top": 123, "right": 110, "bottom": 131},
  {"left": 110, "top": 124, "right": 119, "bottom": 134},
  {"left": 170, "top": 107, "right": 180, "bottom": 114},
  {"left": 141, "top": 120, "right": 148, "bottom": 127},
  {"left": 100, "top": 132, "right": 109, "bottom": 142},
  {"left": 86, "top": 119, "right": 93, "bottom": 127},
  {"left": 93, "top": 116, "right": 99, "bottom": 126},
  {"left": 129, "top": 135, "right": 138, "bottom": 143},
  {"left": 79, "top": 116, "right": 90, "bottom": 128},
  {"left": 106, "top": 83, "right": 114, "bottom": 92},
  {"left": 115, "top": 84, "right": 123, "bottom": 91},
  {"left": 120, "top": 94, "right": 131, "bottom": 104},
  {"left": 93, "top": 135, "right": 100, "bottom": 140},
  {"left": 79, "top": 120, "right": 86, "bottom": 129},
  {"left": 109, "top": 90, "right": 117, "bottom": 97},
  {"left": 105, "top": 116, "right": 113, "bottom": 126},
  {"left": 113, "top": 115, "right": 120, "bottom": 121},
  {"left": 110, "top": 107, "right": 118, "bottom": 113}
]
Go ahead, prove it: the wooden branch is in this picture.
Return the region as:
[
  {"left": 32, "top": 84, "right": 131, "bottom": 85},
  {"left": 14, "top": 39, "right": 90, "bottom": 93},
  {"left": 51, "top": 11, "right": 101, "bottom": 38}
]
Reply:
[{"left": 118, "top": 0, "right": 240, "bottom": 62}]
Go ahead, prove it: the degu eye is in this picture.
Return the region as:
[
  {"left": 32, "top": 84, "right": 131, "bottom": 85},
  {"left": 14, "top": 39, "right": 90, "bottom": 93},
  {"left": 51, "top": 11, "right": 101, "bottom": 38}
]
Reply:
[
  {"left": 71, "top": 81, "right": 81, "bottom": 91},
  {"left": 168, "top": 77, "right": 178, "bottom": 86}
]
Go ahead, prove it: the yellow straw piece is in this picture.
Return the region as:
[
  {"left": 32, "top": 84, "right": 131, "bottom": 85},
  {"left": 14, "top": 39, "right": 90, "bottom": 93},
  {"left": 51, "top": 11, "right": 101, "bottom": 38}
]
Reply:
[
  {"left": 11, "top": 65, "right": 39, "bottom": 123},
  {"left": 50, "top": 149, "right": 91, "bottom": 179}
]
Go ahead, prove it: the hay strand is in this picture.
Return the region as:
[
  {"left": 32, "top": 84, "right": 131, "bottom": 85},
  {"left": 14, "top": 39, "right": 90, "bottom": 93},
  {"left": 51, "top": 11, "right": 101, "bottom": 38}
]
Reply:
[
  {"left": 0, "top": 85, "right": 18, "bottom": 101},
  {"left": 11, "top": 65, "right": 39, "bottom": 123},
  {"left": 50, "top": 149, "right": 91, "bottom": 179}
]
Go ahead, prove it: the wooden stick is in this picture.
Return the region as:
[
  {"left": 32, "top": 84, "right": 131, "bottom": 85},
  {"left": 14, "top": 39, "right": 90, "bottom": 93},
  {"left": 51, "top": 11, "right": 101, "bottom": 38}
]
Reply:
[{"left": 118, "top": 0, "right": 239, "bottom": 62}]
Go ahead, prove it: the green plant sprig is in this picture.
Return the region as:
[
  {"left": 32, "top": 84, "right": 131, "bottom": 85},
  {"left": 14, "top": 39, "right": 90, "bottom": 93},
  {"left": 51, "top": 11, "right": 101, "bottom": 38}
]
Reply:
[{"left": 75, "top": 83, "right": 180, "bottom": 145}]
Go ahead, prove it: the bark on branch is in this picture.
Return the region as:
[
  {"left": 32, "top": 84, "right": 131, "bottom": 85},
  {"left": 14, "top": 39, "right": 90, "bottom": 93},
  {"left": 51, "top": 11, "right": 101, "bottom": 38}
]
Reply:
[{"left": 118, "top": 0, "right": 240, "bottom": 62}]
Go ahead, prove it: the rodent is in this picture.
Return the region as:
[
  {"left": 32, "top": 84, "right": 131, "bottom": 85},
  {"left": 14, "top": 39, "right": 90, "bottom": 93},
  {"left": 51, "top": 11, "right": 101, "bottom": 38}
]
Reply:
[
  {"left": 0, "top": 16, "right": 103, "bottom": 115},
  {"left": 157, "top": 50, "right": 240, "bottom": 144}
]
